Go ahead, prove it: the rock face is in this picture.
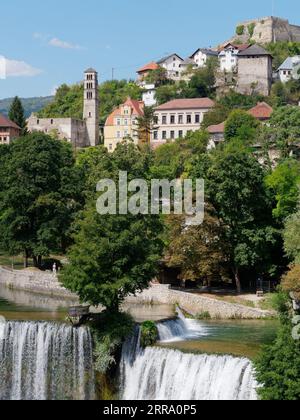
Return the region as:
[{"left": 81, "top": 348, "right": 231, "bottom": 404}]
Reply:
[{"left": 228, "top": 16, "right": 300, "bottom": 45}]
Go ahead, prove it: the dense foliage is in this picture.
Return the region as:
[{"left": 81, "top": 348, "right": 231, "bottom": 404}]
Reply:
[{"left": 0, "top": 133, "right": 82, "bottom": 268}]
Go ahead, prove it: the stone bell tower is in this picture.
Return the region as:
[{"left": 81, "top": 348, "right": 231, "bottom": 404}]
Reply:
[{"left": 83, "top": 68, "right": 99, "bottom": 146}]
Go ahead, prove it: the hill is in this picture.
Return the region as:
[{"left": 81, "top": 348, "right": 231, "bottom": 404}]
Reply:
[{"left": 0, "top": 96, "right": 54, "bottom": 118}]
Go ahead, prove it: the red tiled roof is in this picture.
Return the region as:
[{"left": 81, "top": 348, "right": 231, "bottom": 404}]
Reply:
[
  {"left": 207, "top": 121, "right": 225, "bottom": 134},
  {"left": 220, "top": 43, "right": 250, "bottom": 52},
  {"left": 155, "top": 98, "right": 215, "bottom": 111},
  {"left": 105, "top": 98, "right": 144, "bottom": 126},
  {"left": 137, "top": 62, "right": 159, "bottom": 74},
  {"left": 0, "top": 113, "right": 21, "bottom": 130},
  {"left": 248, "top": 102, "right": 273, "bottom": 120}
]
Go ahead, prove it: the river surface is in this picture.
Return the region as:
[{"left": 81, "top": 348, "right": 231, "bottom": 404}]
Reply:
[{"left": 0, "top": 283, "right": 279, "bottom": 400}]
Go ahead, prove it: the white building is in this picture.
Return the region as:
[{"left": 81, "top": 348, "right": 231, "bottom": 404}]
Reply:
[
  {"left": 157, "top": 54, "right": 184, "bottom": 81},
  {"left": 142, "top": 84, "right": 157, "bottom": 107},
  {"left": 277, "top": 56, "right": 300, "bottom": 83},
  {"left": 219, "top": 43, "right": 249, "bottom": 72},
  {"left": 190, "top": 48, "right": 219, "bottom": 68},
  {"left": 151, "top": 98, "right": 215, "bottom": 148}
]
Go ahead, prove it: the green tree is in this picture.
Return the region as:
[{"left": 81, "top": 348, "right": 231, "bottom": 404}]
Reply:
[
  {"left": 145, "top": 67, "right": 168, "bottom": 86},
  {"left": 0, "top": 132, "right": 83, "bottom": 268},
  {"left": 60, "top": 143, "right": 163, "bottom": 311},
  {"left": 224, "top": 109, "right": 260, "bottom": 143},
  {"left": 266, "top": 159, "right": 300, "bottom": 221},
  {"left": 269, "top": 106, "right": 300, "bottom": 158},
  {"left": 135, "top": 107, "right": 158, "bottom": 146},
  {"left": 284, "top": 210, "right": 300, "bottom": 264},
  {"left": 202, "top": 148, "right": 278, "bottom": 293},
  {"left": 165, "top": 207, "right": 228, "bottom": 286},
  {"left": 255, "top": 291, "right": 300, "bottom": 400},
  {"left": 8, "top": 96, "right": 27, "bottom": 135}
]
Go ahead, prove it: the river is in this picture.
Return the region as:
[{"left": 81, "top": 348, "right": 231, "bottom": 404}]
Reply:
[{"left": 0, "top": 283, "right": 278, "bottom": 400}]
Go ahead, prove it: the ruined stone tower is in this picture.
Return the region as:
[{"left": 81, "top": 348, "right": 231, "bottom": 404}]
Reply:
[{"left": 83, "top": 68, "right": 99, "bottom": 146}]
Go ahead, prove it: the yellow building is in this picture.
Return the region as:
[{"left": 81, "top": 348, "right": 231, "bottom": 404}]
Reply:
[{"left": 104, "top": 98, "right": 144, "bottom": 152}]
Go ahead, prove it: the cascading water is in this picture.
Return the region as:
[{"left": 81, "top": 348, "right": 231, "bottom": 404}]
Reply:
[
  {"left": 121, "top": 316, "right": 258, "bottom": 401},
  {"left": 0, "top": 322, "right": 95, "bottom": 401},
  {"left": 157, "top": 307, "right": 209, "bottom": 342},
  {"left": 121, "top": 345, "right": 257, "bottom": 401}
]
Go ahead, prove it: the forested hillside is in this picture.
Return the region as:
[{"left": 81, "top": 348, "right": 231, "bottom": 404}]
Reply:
[{"left": 0, "top": 96, "right": 53, "bottom": 118}]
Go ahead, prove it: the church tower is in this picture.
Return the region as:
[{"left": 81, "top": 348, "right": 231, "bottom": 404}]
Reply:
[{"left": 83, "top": 68, "right": 99, "bottom": 146}]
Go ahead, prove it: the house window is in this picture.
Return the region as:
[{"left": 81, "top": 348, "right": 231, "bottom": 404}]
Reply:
[
  {"left": 170, "top": 131, "right": 175, "bottom": 139},
  {"left": 162, "top": 131, "right": 167, "bottom": 140},
  {"left": 37, "top": 119, "right": 40, "bottom": 125},
  {"left": 117, "top": 119, "right": 121, "bottom": 126},
  {"left": 89, "top": 112, "right": 92, "bottom": 118},
  {"left": 117, "top": 131, "right": 121, "bottom": 138},
  {"left": 162, "top": 115, "right": 167, "bottom": 125},
  {"left": 124, "top": 119, "right": 128, "bottom": 126},
  {"left": 187, "top": 115, "right": 192, "bottom": 124},
  {"left": 195, "top": 114, "right": 200, "bottom": 124},
  {"left": 178, "top": 115, "right": 183, "bottom": 124},
  {"left": 170, "top": 115, "right": 175, "bottom": 124},
  {"left": 178, "top": 130, "right": 183, "bottom": 138},
  {"left": 109, "top": 144, "right": 113, "bottom": 151},
  {"left": 51, "top": 119, "right": 54, "bottom": 125},
  {"left": 153, "top": 131, "right": 158, "bottom": 140}
]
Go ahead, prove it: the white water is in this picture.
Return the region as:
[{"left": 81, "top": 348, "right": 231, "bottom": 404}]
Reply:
[
  {"left": 157, "top": 308, "right": 209, "bottom": 342},
  {"left": 121, "top": 346, "right": 257, "bottom": 401},
  {"left": 0, "top": 322, "right": 95, "bottom": 400},
  {"left": 121, "top": 315, "right": 258, "bottom": 401}
]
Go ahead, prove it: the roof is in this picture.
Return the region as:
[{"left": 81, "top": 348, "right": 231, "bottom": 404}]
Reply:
[
  {"left": 220, "top": 43, "right": 250, "bottom": 52},
  {"left": 155, "top": 98, "right": 215, "bottom": 111},
  {"left": 0, "top": 113, "right": 21, "bottom": 130},
  {"left": 248, "top": 102, "right": 273, "bottom": 120},
  {"left": 277, "top": 56, "right": 300, "bottom": 71},
  {"left": 84, "top": 68, "right": 97, "bottom": 73},
  {"left": 207, "top": 122, "right": 225, "bottom": 134},
  {"left": 137, "top": 62, "right": 159, "bottom": 73},
  {"left": 157, "top": 53, "right": 184, "bottom": 64},
  {"left": 181, "top": 58, "right": 196, "bottom": 65},
  {"left": 105, "top": 98, "right": 144, "bottom": 126},
  {"left": 238, "top": 45, "right": 272, "bottom": 57},
  {"left": 190, "top": 48, "right": 219, "bottom": 59}
]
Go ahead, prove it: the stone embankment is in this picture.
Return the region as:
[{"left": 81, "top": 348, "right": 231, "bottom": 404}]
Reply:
[
  {"left": 126, "top": 284, "right": 273, "bottom": 319},
  {"left": 0, "top": 266, "right": 77, "bottom": 300}
]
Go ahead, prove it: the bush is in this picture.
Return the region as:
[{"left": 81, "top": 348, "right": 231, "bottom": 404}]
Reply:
[
  {"left": 248, "top": 23, "right": 256, "bottom": 38},
  {"left": 140, "top": 321, "right": 159, "bottom": 348},
  {"left": 196, "top": 311, "right": 211, "bottom": 320},
  {"left": 236, "top": 25, "right": 245, "bottom": 36}
]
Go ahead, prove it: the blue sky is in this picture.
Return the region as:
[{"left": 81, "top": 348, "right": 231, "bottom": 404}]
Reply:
[{"left": 0, "top": 0, "right": 299, "bottom": 99}]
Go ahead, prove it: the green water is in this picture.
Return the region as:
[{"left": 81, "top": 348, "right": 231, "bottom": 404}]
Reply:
[
  {"left": 160, "top": 320, "right": 279, "bottom": 359},
  {"left": 0, "top": 283, "right": 279, "bottom": 359}
]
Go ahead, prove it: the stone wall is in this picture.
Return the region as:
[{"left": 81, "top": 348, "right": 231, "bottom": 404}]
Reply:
[
  {"left": 230, "top": 16, "right": 300, "bottom": 45},
  {"left": 126, "top": 284, "right": 273, "bottom": 319},
  {"left": 0, "top": 266, "right": 77, "bottom": 300},
  {"left": 237, "top": 56, "right": 272, "bottom": 96}
]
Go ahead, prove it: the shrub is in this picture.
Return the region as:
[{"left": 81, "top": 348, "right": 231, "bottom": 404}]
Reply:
[
  {"left": 236, "top": 25, "right": 245, "bottom": 36},
  {"left": 248, "top": 23, "right": 256, "bottom": 38},
  {"left": 196, "top": 311, "right": 211, "bottom": 320},
  {"left": 140, "top": 321, "right": 159, "bottom": 348}
]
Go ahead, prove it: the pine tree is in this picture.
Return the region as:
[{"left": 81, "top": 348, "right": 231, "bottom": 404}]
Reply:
[{"left": 8, "top": 96, "right": 27, "bottom": 135}]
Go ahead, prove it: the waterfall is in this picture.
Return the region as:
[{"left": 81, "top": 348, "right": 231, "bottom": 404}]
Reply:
[
  {"left": 120, "top": 324, "right": 257, "bottom": 401},
  {"left": 157, "top": 308, "right": 209, "bottom": 342},
  {"left": 121, "top": 346, "right": 257, "bottom": 401},
  {"left": 0, "top": 322, "right": 95, "bottom": 401}
]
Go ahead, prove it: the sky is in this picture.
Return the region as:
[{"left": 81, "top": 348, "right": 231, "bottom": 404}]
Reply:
[{"left": 0, "top": 0, "right": 300, "bottom": 99}]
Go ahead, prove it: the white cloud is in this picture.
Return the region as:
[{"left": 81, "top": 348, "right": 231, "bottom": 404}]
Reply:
[
  {"left": 48, "top": 37, "right": 82, "bottom": 50},
  {"left": 0, "top": 55, "right": 42, "bottom": 78}
]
